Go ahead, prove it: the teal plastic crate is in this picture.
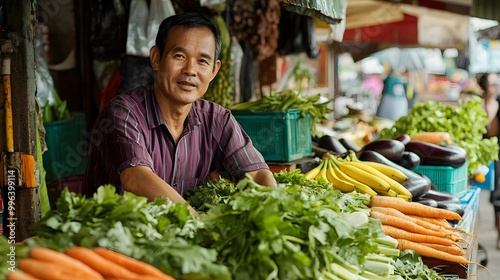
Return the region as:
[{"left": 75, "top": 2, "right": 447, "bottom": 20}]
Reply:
[
  {"left": 43, "top": 113, "right": 88, "bottom": 181},
  {"left": 413, "top": 162, "right": 468, "bottom": 197},
  {"left": 232, "top": 109, "right": 312, "bottom": 162}
]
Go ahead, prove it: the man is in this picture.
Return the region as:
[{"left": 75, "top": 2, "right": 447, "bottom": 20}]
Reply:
[{"left": 84, "top": 13, "right": 276, "bottom": 215}]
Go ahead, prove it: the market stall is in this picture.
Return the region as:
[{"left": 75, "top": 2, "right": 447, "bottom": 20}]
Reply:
[{"left": 1, "top": 0, "right": 498, "bottom": 279}]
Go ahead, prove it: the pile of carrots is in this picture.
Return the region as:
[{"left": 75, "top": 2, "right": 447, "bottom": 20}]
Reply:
[
  {"left": 369, "top": 196, "right": 472, "bottom": 265},
  {"left": 7, "top": 246, "right": 175, "bottom": 280}
]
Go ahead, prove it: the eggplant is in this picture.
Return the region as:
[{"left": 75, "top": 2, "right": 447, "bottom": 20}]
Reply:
[
  {"left": 420, "top": 189, "right": 461, "bottom": 204},
  {"left": 318, "top": 135, "right": 348, "bottom": 155},
  {"left": 393, "top": 151, "right": 421, "bottom": 170},
  {"left": 415, "top": 198, "right": 438, "bottom": 208},
  {"left": 358, "top": 150, "right": 422, "bottom": 181},
  {"left": 436, "top": 202, "right": 465, "bottom": 218},
  {"left": 359, "top": 139, "right": 405, "bottom": 161},
  {"left": 394, "top": 134, "right": 411, "bottom": 145},
  {"left": 402, "top": 177, "right": 431, "bottom": 199},
  {"left": 339, "top": 138, "right": 361, "bottom": 153},
  {"left": 405, "top": 141, "right": 467, "bottom": 167}
]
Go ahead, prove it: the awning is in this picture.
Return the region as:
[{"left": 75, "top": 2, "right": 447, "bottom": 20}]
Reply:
[
  {"left": 280, "top": 0, "right": 343, "bottom": 24},
  {"left": 341, "top": 0, "right": 469, "bottom": 52},
  {"left": 377, "top": 0, "right": 500, "bottom": 22}
]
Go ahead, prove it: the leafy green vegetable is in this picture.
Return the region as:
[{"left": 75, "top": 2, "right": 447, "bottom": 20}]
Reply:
[
  {"left": 394, "top": 250, "right": 445, "bottom": 280},
  {"left": 229, "top": 89, "right": 332, "bottom": 133},
  {"left": 195, "top": 176, "right": 383, "bottom": 279},
  {"left": 186, "top": 178, "right": 238, "bottom": 212},
  {"left": 379, "top": 97, "right": 499, "bottom": 175},
  {"left": 29, "top": 185, "right": 230, "bottom": 280}
]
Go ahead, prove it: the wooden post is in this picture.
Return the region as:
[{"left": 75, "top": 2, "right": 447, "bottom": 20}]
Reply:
[{"left": 1, "top": 0, "right": 40, "bottom": 241}]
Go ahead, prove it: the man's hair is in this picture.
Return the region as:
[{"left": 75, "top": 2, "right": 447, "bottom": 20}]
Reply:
[
  {"left": 155, "top": 12, "right": 221, "bottom": 62},
  {"left": 478, "top": 72, "right": 492, "bottom": 93}
]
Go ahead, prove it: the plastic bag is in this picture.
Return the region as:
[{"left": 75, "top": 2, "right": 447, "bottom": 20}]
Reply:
[{"left": 126, "top": 0, "right": 175, "bottom": 57}]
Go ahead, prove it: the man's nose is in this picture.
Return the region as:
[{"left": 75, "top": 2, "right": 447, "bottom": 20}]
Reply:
[{"left": 182, "top": 59, "right": 196, "bottom": 76}]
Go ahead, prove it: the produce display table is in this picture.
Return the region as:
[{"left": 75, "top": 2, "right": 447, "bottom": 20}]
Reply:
[{"left": 422, "top": 187, "right": 481, "bottom": 279}]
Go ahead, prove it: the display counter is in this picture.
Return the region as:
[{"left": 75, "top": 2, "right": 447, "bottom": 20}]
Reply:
[{"left": 422, "top": 187, "right": 481, "bottom": 279}]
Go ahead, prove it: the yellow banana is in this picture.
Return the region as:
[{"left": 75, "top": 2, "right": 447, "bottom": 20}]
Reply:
[
  {"left": 345, "top": 161, "right": 412, "bottom": 198},
  {"left": 329, "top": 158, "right": 377, "bottom": 196},
  {"left": 376, "top": 188, "right": 399, "bottom": 197},
  {"left": 316, "top": 160, "right": 329, "bottom": 181},
  {"left": 304, "top": 161, "right": 323, "bottom": 180},
  {"left": 325, "top": 159, "right": 356, "bottom": 193},
  {"left": 361, "top": 161, "right": 408, "bottom": 183},
  {"left": 335, "top": 160, "right": 391, "bottom": 193}
]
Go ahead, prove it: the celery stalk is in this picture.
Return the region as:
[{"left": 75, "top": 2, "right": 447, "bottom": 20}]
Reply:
[{"left": 364, "top": 259, "right": 394, "bottom": 276}]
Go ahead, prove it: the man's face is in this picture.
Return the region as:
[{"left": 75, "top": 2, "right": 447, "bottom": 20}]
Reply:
[{"left": 151, "top": 25, "right": 221, "bottom": 105}]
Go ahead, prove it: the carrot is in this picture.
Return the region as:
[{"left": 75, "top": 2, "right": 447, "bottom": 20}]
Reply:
[
  {"left": 410, "top": 132, "right": 452, "bottom": 145},
  {"left": 7, "top": 271, "right": 41, "bottom": 280},
  {"left": 370, "top": 207, "right": 465, "bottom": 242},
  {"left": 92, "top": 247, "right": 175, "bottom": 280},
  {"left": 407, "top": 214, "right": 455, "bottom": 229},
  {"left": 370, "top": 210, "right": 453, "bottom": 238},
  {"left": 381, "top": 225, "right": 456, "bottom": 246},
  {"left": 420, "top": 242, "right": 465, "bottom": 256},
  {"left": 29, "top": 247, "right": 104, "bottom": 280},
  {"left": 370, "top": 196, "right": 462, "bottom": 220},
  {"left": 65, "top": 247, "right": 138, "bottom": 278},
  {"left": 105, "top": 277, "right": 170, "bottom": 280},
  {"left": 397, "top": 239, "right": 470, "bottom": 264},
  {"left": 17, "top": 258, "right": 74, "bottom": 280}
]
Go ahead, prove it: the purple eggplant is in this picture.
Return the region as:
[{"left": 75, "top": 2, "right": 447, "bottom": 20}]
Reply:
[
  {"left": 419, "top": 189, "right": 461, "bottom": 204},
  {"left": 405, "top": 141, "right": 467, "bottom": 167},
  {"left": 359, "top": 139, "right": 405, "bottom": 161},
  {"left": 402, "top": 177, "right": 431, "bottom": 199},
  {"left": 318, "top": 135, "right": 348, "bottom": 155},
  {"left": 393, "top": 151, "right": 421, "bottom": 170},
  {"left": 436, "top": 202, "right": 465, "bottom": 218},
  {"left": 394, "top": 134, "right": 411, "bottom": 145},
  {"left": 339, "top": 138, "right": 361, "bottom": 153},
  {"left": 415, "top": 198, "right": 438, "bottom": 208},
  {"left": 358, "top": 150, "right": 422, "bottom": 180}
]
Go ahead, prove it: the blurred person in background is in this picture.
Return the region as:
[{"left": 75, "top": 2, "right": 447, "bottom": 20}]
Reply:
[{"left": 479, "top": 72, "right": 500, "bottom": 249}]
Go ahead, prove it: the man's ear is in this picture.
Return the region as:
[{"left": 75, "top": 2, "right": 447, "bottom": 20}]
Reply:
[
  {"left": 210, "top": 60, "right": 222, "bottom": 81},
  {"left": 150, "top": 46, "right": 160, "bottom": 71}
]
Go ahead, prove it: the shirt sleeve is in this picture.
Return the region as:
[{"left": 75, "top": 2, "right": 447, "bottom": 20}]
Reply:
[
  {"left": 98, "top": 101, "right": 154, "bottom": 184},
  {"left": 217, "top": 113, "right": 269, "bottom": 179}
]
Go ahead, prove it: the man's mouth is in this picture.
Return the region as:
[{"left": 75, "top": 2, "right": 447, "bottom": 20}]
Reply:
[{"left": 178, "top": 81, "right": 196, "bottom": 87}]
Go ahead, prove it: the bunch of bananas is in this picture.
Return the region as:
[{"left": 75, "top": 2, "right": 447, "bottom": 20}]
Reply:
[{"left": 305, "top": 152, "right": 412, "bottom": 201}]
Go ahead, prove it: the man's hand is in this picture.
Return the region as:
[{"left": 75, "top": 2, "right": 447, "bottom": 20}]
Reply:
[{"left": 246, "top": 169, "right": 277, "bottom": 188}]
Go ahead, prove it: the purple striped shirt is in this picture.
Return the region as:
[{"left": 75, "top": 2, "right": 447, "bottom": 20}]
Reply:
[{"left": 84, "top": 84, "right": 269, "bottom": 197}]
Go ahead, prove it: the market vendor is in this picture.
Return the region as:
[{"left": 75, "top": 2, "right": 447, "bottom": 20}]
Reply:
[{"left": 83, "top": 13, "right": 277, "bottom": 215}]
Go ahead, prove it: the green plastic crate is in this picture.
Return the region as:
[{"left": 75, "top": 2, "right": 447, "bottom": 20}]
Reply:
[
  {"left": 43, "top": 113, "right": 88, "bottom": 181},
  {"left": 413, "top": 162, "right": 468, "bottom": 197},
  {"left": 232, "top": 109, "right": 312, "bottom": 162}
]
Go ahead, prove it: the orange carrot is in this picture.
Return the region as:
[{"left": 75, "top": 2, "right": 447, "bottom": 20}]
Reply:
[
  {"left": 65, "top": 247, "right": 138, "bottom": 278},
  {"left": 397, "top": 239, "right": 470, "bottom": 264},
  {"left": 407, "top": 215, "right": 454, "bottom": 229},
  {"left": 29, "top": 247, "right": 104, "bottom": 280},
  {"left": 370, "top": 207, "right": 465, "bottom": 241},
  {"left": 420, "top": 242, "right": 465, "bottom": 256},
  {"left": 92, "top": 247, "right": 175, "bottom": 280},
  {"left": 7, "top": 271, "right": 41, "bottom": 280},
  {"left": 381, "top": 225, "right": 456, "bottom": 246},
  {"left": 17, "top": 259, "right": 74, "bottom": 280},
  {"left": 410, "top": 132, "right": 452, "bottom": 145},
  {"left": 370, "top": 210, "right": 452, "bottom": 238},
  {"left": 104, "top": 277, "right": 170, "bottom": 280},
  {"left": 370, "top": 196, "right": 462, "bottom": 220}
]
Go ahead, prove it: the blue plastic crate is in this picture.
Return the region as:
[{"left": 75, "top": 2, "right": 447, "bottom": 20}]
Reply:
[{"left": 413, "top": 162, "right": 468, "bottom": 197}]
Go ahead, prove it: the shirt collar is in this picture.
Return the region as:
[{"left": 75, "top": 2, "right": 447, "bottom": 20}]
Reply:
[{"left": 145, "top": 82, "right": 201, "bottom": 130}]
